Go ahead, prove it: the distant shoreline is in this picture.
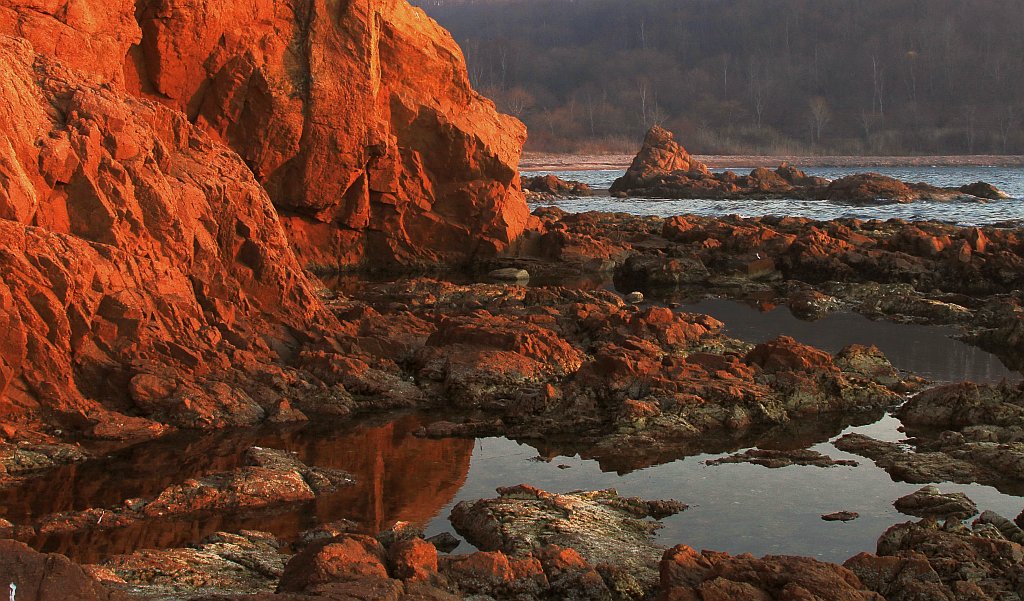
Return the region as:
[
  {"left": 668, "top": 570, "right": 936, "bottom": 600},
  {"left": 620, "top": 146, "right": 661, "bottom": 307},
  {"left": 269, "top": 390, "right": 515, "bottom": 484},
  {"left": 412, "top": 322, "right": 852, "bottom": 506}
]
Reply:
[{"left": 520, "top": 153, "right": 1024, "bottom": 172}]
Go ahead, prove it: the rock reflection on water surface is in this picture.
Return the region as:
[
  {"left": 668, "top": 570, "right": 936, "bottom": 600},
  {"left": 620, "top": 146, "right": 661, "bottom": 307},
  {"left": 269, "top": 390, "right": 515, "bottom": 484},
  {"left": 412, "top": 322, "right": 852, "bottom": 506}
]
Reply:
[{"left": 0, "top": 415, "right": 471, "bottom": 564}]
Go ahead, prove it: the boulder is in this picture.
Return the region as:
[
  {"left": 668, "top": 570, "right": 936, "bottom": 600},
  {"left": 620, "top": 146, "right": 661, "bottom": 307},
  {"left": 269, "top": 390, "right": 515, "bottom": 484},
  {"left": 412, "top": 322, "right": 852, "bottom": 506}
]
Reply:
[
  {"left": 523, "top": 174, "right": 593, "bottom": 198},
  {"left": 450, "top": 484, "right": 687, "bottom": 592},
  {"left": 278, "top": 535, "right": 388, "bottom": 592},
  {"left": 893, "top": 486, "right": 978, "bottom": 519},
  {"left": 610, "top": 126, "right": 710, "bottom": 194},
  {"left": 658, "top": 545, "right": 883, "bottom": 601},
  {"left": 960, "top": 181, "right": 1011, "bottom": 199},
  {"left": 0, "top": 540, "right": 126, "bottom": 601},
  {"left": 825, "top": 173, "right": 916, "bottom": 204}
]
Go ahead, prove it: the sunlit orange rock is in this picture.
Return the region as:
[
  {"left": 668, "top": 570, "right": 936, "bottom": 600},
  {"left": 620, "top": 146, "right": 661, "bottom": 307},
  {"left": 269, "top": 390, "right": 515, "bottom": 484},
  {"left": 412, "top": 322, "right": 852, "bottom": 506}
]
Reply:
[
  {"left": 0, "top": 35, "right": 335, "bottom": 437},
  {"left": 1, "top": 0, "right": 528, "bottom": 268}
]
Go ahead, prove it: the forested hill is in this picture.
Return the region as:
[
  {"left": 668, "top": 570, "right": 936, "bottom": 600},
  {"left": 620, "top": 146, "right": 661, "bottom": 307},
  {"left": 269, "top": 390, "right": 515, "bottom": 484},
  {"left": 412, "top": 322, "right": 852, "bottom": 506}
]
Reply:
[{"left": 413, "top": 0, "right": 1024, "bottom": 155}]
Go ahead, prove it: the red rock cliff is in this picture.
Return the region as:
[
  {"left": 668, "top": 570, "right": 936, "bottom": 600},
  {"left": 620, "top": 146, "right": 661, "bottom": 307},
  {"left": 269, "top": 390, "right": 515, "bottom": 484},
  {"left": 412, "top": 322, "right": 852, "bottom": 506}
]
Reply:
[
  {"left": 0, "top": 34, "right": 335, "bottom": 439},
  {"left": 0, "top": 0, "right": 528, "bottom": 438},
  {"left": 1, "top": 0, "right": 529, "bottom": 268}
]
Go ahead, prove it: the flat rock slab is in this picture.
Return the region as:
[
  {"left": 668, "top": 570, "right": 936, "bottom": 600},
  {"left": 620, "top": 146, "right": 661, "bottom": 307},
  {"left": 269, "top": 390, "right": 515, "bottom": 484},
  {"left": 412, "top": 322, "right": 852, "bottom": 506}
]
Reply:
[
  {"left": 450, "top": 484, "right": 686, "bottom": 592},
  {"left": 93, "top": 531, "right": 285, "bottom": 596}
]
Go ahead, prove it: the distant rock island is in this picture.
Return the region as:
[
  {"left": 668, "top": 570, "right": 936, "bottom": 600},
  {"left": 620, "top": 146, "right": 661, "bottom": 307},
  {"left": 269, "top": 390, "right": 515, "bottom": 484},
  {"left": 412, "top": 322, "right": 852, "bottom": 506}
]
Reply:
[{"left": 611, "top": 127, "right": 1010, "bottom": 204}]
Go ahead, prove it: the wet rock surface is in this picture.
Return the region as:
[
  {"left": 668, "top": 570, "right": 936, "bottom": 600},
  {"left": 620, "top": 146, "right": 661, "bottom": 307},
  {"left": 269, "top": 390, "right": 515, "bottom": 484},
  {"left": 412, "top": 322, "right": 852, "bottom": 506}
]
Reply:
[
  {"left": 837, "top": 382, "right": 1024, "bottom": 491},
  {"left": 893, "top": 486, "right": 978, "bottom": 519},
  {"left": 846, "top": 507, "right": 1024, "bottom": 601},
  {"left": 450, "top": 484, "right": 686, "bottom": 593},
  {"left": 610, "top": 126, "right": 1009, "bottom": 204}
]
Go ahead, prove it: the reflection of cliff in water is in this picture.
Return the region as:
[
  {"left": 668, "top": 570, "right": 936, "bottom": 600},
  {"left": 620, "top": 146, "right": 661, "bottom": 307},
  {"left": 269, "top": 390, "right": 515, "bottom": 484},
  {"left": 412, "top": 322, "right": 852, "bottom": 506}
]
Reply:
[{"left": 0, "top": 414, "right": 472, "bottom": 564}]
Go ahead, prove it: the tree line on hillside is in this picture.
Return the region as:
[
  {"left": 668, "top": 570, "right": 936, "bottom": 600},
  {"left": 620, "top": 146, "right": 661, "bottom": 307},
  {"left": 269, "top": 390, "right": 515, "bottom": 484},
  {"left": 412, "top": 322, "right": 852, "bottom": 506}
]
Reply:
[{"left": 413, "top": 0, "right": 1024, "bottom": 155}]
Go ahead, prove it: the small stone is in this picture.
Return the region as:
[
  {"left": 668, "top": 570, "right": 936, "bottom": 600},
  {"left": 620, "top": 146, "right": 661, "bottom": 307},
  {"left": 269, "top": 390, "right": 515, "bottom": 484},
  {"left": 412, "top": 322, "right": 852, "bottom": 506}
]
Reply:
[
  {"left": 822, "top": 511, "right": 860, "bottom": 522},
  {"left": 388, "top": 538, "right": 438, "bottom": 581},
  {"left": 625, "top": 291, "right": 644, "bottom": 303},
  {"left": 488, "top": 268, "right": 530, "bottom": 281},
  {"left": 425, "top": 532, "right": 461, "bottom": 553}
]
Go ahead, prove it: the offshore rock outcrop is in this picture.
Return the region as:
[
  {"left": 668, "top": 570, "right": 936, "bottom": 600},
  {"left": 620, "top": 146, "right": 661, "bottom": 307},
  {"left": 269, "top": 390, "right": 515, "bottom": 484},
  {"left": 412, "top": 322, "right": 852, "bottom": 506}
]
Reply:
[
  {"left": 1, "top": 0, "right": 528, "bottom": 269},
  {"left": 610, "top": 126, "right": 1009, "bottom": 204}
]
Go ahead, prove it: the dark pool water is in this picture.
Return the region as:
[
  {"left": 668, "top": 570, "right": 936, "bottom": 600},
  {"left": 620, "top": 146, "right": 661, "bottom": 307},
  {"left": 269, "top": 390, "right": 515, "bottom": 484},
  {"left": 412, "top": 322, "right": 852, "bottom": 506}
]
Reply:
[
  {"left": 683, "top": 298, "right": 1020, "bottom": 385},
  {"left": 2, "top": 297, "right": 1021, "bottom": 566}
]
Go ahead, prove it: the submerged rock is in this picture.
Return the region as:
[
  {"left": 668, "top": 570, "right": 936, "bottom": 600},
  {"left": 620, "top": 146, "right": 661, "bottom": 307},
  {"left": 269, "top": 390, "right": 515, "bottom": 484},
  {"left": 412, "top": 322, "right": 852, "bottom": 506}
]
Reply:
[
  {"left": 822, "top": 511, "right": 861, "bottom": 522},
  {"left": 488, "top": 268, "right": 531, "bottom": 281}
]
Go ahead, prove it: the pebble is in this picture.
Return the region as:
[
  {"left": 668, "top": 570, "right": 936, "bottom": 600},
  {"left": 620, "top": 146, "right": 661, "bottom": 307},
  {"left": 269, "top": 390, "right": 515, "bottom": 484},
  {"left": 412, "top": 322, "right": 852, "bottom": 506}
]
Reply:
[{"left": 487, "top": 268, "right": 530, "bottom": 281}]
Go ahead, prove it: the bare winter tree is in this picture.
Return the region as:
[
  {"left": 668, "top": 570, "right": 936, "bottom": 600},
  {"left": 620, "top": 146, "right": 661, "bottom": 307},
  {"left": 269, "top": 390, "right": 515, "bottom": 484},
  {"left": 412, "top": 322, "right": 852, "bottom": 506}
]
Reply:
[{"left": 809, "top": 96, "right": 831, "bottom": 144}]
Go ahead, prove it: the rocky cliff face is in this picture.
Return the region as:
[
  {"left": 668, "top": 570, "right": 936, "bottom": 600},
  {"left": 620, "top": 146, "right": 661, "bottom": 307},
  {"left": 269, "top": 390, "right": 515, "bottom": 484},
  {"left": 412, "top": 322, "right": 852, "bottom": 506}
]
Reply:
[
  {"left": 0, "top": 0, "right": 526, "bottom": 438},
  {"left": 0, "top": 34, "right": 339, "bottom": 439},
  {"left": 2, "top": 0, "right": 528, "bottom": 269}
]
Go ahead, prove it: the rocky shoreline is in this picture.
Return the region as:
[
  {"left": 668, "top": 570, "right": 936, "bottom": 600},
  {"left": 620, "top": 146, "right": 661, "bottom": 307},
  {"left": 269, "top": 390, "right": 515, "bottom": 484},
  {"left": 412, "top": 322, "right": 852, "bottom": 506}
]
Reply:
[
  {"left": 1, "top": 0, "right": 1023, "bottom": 598},
  {"left": 2, "top": 203, "right": 1023, "bottom": 598}
]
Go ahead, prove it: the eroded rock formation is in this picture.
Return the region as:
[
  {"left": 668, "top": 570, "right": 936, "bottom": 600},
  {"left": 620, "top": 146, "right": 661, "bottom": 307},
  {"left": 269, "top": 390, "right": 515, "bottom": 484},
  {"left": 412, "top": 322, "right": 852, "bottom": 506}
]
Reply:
[
  {"left": 0, "top": 35, "right": 338, "bottom": 440},
  {"left": 0, "top": 0, "right": 528, "bottom": 440},
  {"left": 1, "top": 0, "right": 528, "bottom": 269}
]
